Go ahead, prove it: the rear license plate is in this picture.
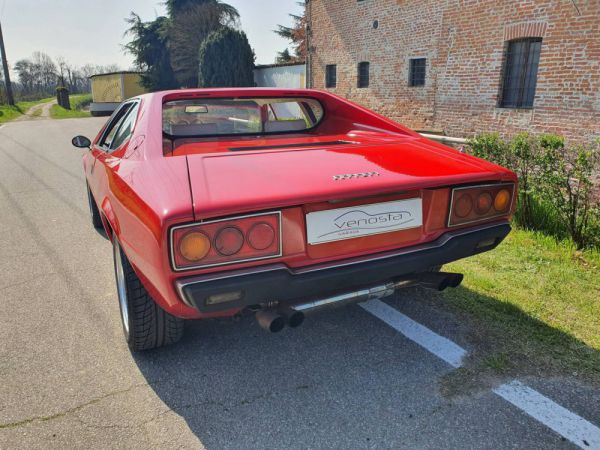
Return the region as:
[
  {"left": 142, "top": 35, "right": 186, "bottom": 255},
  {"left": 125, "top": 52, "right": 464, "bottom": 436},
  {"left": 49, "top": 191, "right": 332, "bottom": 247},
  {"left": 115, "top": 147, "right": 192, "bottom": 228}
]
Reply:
[{"left": 306, "top": 198, "right": 423, "bottom": 245}]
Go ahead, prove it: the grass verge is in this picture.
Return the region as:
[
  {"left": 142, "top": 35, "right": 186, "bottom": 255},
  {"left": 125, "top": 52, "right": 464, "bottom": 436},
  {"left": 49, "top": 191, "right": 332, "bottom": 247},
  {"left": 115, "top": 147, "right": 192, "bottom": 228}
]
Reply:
[
  {"left": 437, "top": 228, "right": 600, "bottom": 394},
  {"left": 49, "top": 94, "right": 92, "bottom": 119},
  {"left": 0, "top": 97, "right": 54, "bottom": 124}
]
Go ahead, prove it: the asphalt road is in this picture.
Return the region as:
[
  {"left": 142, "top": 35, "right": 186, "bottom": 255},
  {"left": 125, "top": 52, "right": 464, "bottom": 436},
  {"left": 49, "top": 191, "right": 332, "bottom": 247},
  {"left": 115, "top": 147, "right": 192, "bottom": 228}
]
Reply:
[{"left": 0, "top": 117, "right": 598, "bottom": 449}]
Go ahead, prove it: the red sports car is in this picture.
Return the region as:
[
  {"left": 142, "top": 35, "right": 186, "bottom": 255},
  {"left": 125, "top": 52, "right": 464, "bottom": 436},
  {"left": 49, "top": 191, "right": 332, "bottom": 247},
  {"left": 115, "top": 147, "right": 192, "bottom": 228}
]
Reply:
[{"left": 72, "top": 88, "right": 517, "bottom": 351}]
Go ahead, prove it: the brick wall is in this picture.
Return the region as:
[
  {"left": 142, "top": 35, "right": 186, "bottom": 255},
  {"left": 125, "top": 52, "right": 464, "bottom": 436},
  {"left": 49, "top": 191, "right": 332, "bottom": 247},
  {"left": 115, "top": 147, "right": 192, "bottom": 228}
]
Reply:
[{"left": 308, "top": 0, "right": 600, "bottom": 145}]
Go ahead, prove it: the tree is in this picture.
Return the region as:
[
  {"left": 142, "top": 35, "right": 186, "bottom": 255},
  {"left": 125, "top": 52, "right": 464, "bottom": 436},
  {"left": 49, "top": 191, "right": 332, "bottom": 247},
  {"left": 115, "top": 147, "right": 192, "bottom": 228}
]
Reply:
[
  {"left": 31, "top": 51, "right": 57, "bottom": 93},
  {"left": 167, "top": 0, "right": 239, "bottom": 87},
  {"left": 165, "top": 0, "right": 238, "bottom": 19},
  {"left": 198, "top": 27, "right": 255, "bottom": 87},
  {"left": 5, "top": 53, "right": 117, "bottom": 101},
  {"left": 124, "top": 14, "right": 178, "bottom": 91},
  {"left": 12, "top": 52, "right": 57, "bottom": 98},
  {"left": 274, "top": 2, "right": 306, "bottom": 63},
  {"left": 14, "top": 59, "right": 34, "bottom": 93},
  {"left": 275, "top": 48, "right": 293, "bottom": 64}
]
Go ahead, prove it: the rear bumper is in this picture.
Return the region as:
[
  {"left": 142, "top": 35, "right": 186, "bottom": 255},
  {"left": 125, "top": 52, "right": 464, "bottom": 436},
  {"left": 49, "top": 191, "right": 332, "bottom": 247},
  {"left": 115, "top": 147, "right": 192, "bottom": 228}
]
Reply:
[{"left": 176, "top": 222, "right": 511, "bottom": 313}]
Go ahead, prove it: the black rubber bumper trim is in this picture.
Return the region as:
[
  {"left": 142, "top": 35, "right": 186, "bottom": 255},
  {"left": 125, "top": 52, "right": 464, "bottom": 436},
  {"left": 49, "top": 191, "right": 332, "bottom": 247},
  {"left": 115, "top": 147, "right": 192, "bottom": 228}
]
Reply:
[{"left": 176, "top": 222, "right": 511, "bottom": 313}]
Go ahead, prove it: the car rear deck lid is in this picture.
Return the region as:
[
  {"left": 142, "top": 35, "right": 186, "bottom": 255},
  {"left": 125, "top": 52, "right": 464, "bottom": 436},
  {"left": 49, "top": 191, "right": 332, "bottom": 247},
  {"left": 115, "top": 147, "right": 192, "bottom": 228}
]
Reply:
[{"left": 186, "top": 143, "right": 507, "bottom": 218}]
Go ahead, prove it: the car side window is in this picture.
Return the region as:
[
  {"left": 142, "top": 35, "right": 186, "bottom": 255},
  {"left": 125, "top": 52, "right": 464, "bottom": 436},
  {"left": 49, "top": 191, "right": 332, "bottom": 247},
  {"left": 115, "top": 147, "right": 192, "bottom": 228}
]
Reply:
[
  {"left": 109, "top": 103, "right": 139, "bottom": 151},
  {"left": 99, "top": 103, "right": 133, "bottom": 150}
]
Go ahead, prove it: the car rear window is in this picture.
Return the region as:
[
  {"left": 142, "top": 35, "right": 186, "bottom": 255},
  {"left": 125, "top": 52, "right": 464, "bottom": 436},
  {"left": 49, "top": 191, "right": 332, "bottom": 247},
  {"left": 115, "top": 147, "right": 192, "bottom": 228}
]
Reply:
[{"left": 162, "top": 97, "right": 324, "bottom": 137}]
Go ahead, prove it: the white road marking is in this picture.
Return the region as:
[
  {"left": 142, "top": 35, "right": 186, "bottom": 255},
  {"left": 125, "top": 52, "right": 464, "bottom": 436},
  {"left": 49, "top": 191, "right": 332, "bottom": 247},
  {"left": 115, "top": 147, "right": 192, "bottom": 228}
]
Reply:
[
  {"left": 359, "top": 299, "right": 466, "bottom": 368},
  {"left": 494, "top": 381, "right": 600, "bottom": 450},
  {"left": 360, "top": 298, "right": 600, "bottom": 449}
]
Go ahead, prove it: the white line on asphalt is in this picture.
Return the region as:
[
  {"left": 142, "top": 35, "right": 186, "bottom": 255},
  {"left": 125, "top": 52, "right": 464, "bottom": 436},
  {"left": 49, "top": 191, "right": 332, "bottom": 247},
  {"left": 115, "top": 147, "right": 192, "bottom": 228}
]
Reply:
[
  {"left": 494, "top": 381, "right": 600, "bottom": 450},
  {"left": 359, "top": 299, "right": 466, "bottom": 368},
  {"left": 359, "top": 298, "right": 600, "bottom": 449}
]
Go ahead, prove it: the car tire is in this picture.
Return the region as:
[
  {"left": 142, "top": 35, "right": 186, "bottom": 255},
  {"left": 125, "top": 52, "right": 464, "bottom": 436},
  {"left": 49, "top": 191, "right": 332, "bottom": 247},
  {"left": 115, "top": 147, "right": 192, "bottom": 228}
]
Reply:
[
  {"left": 87, "top": 184, "right": 104, "bottom": 229},
  {"left": 113, "top": 238, "right": 184, "bottom": 351}
]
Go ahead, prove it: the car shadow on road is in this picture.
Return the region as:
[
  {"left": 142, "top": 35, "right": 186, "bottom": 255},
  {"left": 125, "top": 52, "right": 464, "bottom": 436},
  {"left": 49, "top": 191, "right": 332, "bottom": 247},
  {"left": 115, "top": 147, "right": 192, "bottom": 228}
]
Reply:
[
  {"left": 131, "top": 286, "right": 600, "bottom": 448},
  {"left": 131, "top": 304, "right": 458, "bottom": 448}
]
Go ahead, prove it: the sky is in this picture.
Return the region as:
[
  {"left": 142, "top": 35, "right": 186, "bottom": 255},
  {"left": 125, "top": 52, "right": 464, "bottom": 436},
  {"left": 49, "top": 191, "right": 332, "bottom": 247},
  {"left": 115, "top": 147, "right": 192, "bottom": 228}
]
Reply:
[{"left": 0, "top": 0, "right": 303, "bottom": 72}]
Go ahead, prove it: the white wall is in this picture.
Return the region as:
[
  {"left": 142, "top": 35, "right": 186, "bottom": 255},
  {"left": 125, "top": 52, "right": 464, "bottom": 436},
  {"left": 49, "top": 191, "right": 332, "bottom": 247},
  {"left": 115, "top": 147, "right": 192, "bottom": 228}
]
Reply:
[{"left": 254, "top": 64, "right": 306, "bottom": 88}]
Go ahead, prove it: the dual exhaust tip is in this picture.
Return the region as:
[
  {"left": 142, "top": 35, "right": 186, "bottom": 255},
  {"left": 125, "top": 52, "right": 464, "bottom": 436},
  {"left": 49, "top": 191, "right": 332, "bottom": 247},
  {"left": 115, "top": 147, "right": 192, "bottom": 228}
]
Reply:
[
  {"left": 255, "top": 271, "right": 464, "bottom": 333},
  {"left": 256, "top": 306, "right": 304, "bottom": 333}
]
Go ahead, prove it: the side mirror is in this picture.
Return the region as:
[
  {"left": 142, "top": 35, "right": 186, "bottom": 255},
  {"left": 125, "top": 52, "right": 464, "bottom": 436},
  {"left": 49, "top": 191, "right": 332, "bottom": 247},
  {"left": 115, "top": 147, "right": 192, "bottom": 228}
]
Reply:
[{"left": 72, "top": 135, "right": 91, "bottom": 149}]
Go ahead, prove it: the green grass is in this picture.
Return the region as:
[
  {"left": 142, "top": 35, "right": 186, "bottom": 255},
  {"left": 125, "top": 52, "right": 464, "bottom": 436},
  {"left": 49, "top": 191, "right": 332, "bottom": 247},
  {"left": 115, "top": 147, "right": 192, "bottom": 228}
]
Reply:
[
  {"left": 49, "top": 94, "right": 92, "bottom": 119},
  {"left": 0, "top": 97, "right": 54, "bottom": 124},
  {"left": 437, "top": 227, "right": 600, "bottom": 394}
]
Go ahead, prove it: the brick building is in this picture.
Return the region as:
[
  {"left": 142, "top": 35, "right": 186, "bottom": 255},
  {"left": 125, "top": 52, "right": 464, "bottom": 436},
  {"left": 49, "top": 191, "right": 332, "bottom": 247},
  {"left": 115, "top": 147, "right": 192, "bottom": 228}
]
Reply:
[{"left": 306, "top": 0, "right": 600, "bottom": 145}]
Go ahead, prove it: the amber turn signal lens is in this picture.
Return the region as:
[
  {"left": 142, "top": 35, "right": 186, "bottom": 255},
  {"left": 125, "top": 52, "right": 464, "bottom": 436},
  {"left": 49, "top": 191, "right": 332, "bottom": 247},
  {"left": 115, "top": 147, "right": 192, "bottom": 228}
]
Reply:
[
  {"left": 179, "top": 232, "right": 210, "bottom": 261},
  {"left": 247, "top": 222, "right": 275, "bottom": 250},
  {"left": 494, "top": 189, "right": 511, "bottom": 212},
  {"left": 214, "top": 227, "right": 244, "bottom": 256},
  {"left": 454, "top": 194, "right": 473, "bottom": 218},
  {"left": 449, "top": 184, "right": 515, "bottom": 227},
  {"left": 476, "top": 192, "right": 493, "bottom": 214}
]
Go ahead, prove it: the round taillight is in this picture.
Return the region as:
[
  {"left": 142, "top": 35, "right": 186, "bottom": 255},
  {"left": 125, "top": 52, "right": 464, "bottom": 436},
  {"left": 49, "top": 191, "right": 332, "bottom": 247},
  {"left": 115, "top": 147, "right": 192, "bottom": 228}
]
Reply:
[
  {"left": 454, "top": 193, "right": 473, "bottom": 218},
  {"left": 494, "top": 189, "right": 511, "bottom": 212},
  {"left": 214, "top": 227, "right": 244, "bottom": 256},
  {"left": 179, "top": 232, "right": 210, "bottom": 261},
  {"left": 475, "top": 192, "right": 493, "bottom": 215},
  {"left": 247, "top": 222, "right": 275, "bottom": 250}
]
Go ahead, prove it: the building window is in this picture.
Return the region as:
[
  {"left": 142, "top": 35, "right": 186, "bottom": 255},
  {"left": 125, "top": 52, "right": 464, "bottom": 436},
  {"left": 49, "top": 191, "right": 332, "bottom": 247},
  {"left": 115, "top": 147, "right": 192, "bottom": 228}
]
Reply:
[
  {"left": 357, "top": 62, "right": 370, "bottom": 88},
  {"left": 409, "top": 58, "right": 426, "bottom": 86},
  {"left": 325, "top": 64, "right": 337, "bottom": 88},
  {"left": 499, "top": 38, "right": 542, "bottom": 108}
]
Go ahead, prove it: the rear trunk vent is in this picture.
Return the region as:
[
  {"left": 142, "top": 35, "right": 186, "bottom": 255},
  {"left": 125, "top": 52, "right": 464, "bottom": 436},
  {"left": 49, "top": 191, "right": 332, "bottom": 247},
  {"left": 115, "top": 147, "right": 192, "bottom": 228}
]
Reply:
[{"left": 228, "top": 140, "right": 356, "bottom": 151}]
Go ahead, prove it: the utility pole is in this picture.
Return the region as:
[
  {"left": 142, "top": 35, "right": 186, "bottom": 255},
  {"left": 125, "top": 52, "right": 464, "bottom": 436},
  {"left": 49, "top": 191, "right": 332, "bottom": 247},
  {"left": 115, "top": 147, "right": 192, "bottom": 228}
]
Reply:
[{"left": 0, "top": 20, "right": 15, "bottom": 106}]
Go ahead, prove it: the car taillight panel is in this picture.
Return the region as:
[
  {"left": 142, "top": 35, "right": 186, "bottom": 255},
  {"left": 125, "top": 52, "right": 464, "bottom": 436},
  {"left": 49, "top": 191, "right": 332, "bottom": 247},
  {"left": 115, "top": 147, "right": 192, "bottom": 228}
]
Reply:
[
  {"left": 448, "top": 183, "right": 515, "bottom": 227},
  {"left": 171, "top": 212, "right": 282, "bottom": 270}
]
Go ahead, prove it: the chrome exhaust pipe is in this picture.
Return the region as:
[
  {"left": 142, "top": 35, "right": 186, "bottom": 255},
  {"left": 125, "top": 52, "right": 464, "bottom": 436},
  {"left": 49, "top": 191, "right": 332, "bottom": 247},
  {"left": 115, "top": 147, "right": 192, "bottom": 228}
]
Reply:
[
  {"left": 278, "top": 306, "right": 305, "bottom": 328},
  {"left": 290, "top": 272, "right": 463, "bottom": 315},
  {"left": 293, "top": 283, "right": 396, "bottom": 314},
  {"left": 255, "top": 309, "right": 286, "bottom": 333}
]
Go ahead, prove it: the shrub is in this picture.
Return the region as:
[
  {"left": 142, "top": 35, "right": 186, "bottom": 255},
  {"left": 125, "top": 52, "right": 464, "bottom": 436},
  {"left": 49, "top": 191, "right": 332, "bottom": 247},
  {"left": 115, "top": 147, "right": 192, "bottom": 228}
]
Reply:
[
  {"left": 467, "top": 133, "right": 600, "bottom": 249},
  {"left": 198, "top": 27, "right": 255, "bottom": 88},
  {"left": 537, "top": 141, "right": 600, "bottom": 248},
  {"left": 469, "top": 132, "right": 510, "bottom": 166},
  {"left": 508, "top": 132, "right": 542, "bottom": 228}
]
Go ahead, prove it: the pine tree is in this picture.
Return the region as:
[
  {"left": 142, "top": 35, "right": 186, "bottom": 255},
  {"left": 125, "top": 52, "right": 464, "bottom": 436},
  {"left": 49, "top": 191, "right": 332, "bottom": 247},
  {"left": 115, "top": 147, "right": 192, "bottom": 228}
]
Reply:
[
  {"left": 198, "top": 28, "right": 255, "bottom": 87},
  {"left": 124, "top": 14, "right": 178, "bottom": 91},
  {"left": 273, "top": 2, "right": 306, "bottom": 62},
  {"left": 167, "top": 0, "right": 239, "bottom": 88},
  {"left": 275, "top": 49, "right": 293, "bottom": 64}
]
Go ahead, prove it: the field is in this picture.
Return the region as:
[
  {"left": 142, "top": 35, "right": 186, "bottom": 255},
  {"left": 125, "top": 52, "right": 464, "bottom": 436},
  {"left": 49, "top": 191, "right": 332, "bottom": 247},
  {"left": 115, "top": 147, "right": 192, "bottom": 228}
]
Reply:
[
  {"left": 49, "top": 94, "right": 92, "bottom": 119},
  {"left": 439, "top": 228, "right": 600, "bottom": 393}
]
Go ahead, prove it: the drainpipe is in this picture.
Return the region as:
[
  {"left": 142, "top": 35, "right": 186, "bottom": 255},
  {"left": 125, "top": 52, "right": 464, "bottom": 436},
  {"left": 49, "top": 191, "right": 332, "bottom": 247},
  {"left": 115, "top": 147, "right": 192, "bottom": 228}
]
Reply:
[{"left": 305, "top": 0, "right": 312, "bottom": 88}]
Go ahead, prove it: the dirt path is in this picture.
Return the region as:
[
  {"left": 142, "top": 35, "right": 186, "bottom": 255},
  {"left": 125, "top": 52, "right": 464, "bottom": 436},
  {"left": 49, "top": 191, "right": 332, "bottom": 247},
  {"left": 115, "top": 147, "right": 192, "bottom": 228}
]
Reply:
[{"left": 14, "top": 100, "right": 56, "bottom": 121}]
